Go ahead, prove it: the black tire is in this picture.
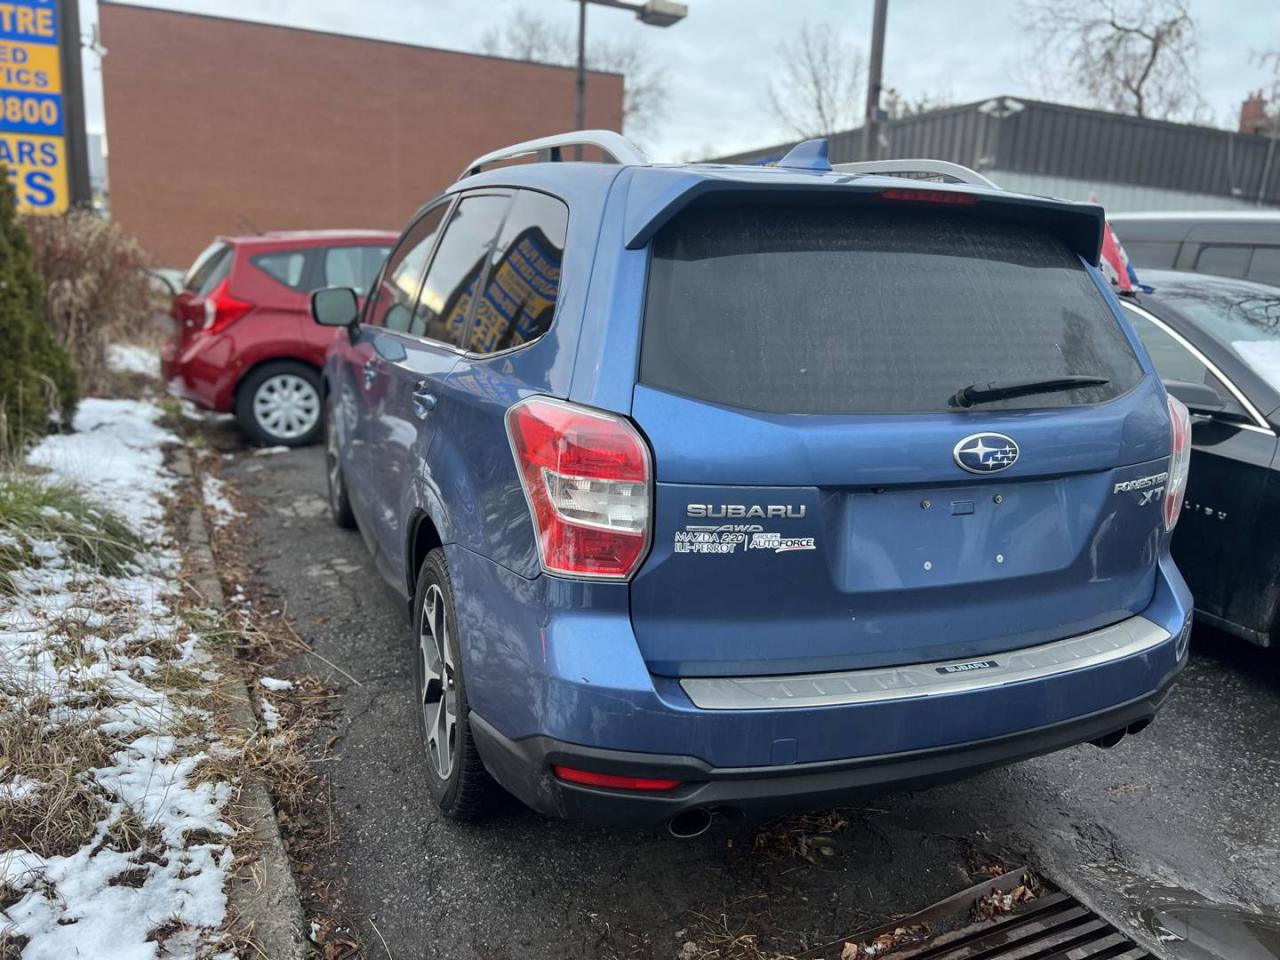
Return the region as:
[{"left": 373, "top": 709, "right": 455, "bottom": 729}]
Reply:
[
  {"left": 323, "top": 391, "right": 356, "bottom": 529},
  {"left": 412, "top": 548, "right": 496, "bottom": 819},
  {"left": 235, "top": 360, "right": 323, "bottom": 447}
]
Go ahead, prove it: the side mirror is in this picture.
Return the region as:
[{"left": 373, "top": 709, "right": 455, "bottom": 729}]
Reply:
[
  {"left": 1163, "top": 378, "right": 1226, "bottom": 416},
  {"left": 311, "top": 287, "right": 360, "bottom": 329}
]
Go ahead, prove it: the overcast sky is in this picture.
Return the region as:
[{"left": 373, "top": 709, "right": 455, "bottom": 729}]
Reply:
[{"left": 84, "top": 0, "right": 1279, "bottom": 160}]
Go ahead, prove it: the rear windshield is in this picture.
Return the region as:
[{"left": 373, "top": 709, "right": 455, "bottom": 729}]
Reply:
[
  {"left": 641, "top": 202, "right": 1144, "bottom": 415},
  {"left": 184, "top": 241, "right": 228, "bottom": 293}
]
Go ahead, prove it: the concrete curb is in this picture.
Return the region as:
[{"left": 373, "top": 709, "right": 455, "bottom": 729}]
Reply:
[{"left": 172, "top": 450, "right": 308, "bottom": 960}]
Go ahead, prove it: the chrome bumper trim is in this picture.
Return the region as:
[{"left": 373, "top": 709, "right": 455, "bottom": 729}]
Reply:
[{"left": 679, "top": 615, "right": 1170, "bottom": 711}]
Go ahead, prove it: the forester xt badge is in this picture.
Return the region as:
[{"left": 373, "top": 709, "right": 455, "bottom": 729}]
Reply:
[
  {"left": 953, "top": 433, "right": 1019, "bottom": 474},
  {"left": 1114, "top": 471, "right": 1168, "bottom": 506}
]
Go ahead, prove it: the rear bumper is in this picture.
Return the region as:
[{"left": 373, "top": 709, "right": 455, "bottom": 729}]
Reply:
[
  {"left": 470, "top": 671, "right": 1179, "bottom": 826},
  {"left": 160, "top": 334, "right": 239, "bottom": 411}
]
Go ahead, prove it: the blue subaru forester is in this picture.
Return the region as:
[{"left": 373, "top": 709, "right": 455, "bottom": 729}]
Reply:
[{"left": 310, "top": 132, "right": 1193, "bottom": 834}]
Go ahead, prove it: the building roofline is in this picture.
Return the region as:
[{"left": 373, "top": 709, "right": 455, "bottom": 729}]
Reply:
[{"left": 100, "top": 1, "right": 626, "bottom": 81}]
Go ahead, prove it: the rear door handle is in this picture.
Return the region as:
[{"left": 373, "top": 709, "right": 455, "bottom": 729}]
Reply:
[
  {"left": 362, "top": 361, "right": 377, "bottom": 389},
  {"left": 412, "top": 381, "right": 437, "bottom": 419}
]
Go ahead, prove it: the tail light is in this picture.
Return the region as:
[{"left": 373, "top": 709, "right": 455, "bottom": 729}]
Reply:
[
  {"left": 880, "top": 187, "right": 978, "bottom": 205},
  {"left": 505, "top": 396, "right": 652, "bottom": 580},
  {"left": 201, "top": 279, "right": 253, "bottom": 335},
  {"left": 1165, "top": 396, "right": 1191, "bottom": 531},
  {"left": 552, "top": 765, "right": 680, "bottom": 792}
]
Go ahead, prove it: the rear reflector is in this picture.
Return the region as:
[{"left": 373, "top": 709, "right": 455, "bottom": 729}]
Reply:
[
  {"left": 1165, "top": 395, "right": 1191, "bottom": 531},
  {"left": 552, "top": 765, "right": 681, "bottom": 792},
  {"left": 880, "top": 187, "right": 979, "bottom": 205},
  {"left": 505, "top": 396, "right": 652, "bottom": 580}
]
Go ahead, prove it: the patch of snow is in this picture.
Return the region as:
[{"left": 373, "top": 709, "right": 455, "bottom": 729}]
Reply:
[
  {"left": 27, "top": 398, "right": 179, "bottom": 539},
  {"left": 252, "top": 445, "right": 291, "bottom": 456},
  {"left": 259, "top": 698, "right": 282, "bottom": 732},
  {"left": 1232, "top": 339, "right": 1280, "bottom": 393},
  {"left": 201, "top": 473, "right": 241, "bottom": 528},
  {"left": 258, "top": 676, "right": 293, "bottom": 692},
  {"left": 106, "top": 343, "right": 160, "bottom": 378},
  {"left": 1, "top": 396, "right": 236, "bottom": 957}
]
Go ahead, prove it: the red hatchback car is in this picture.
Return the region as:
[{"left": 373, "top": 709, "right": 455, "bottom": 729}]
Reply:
[{"left": 161, "top": 230, "right": 395, "bottom": 445}]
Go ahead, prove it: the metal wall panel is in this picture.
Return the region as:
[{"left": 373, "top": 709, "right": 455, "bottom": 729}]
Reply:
[{"left": 710, "top": 97, "right": 1280, "bottom": 208}]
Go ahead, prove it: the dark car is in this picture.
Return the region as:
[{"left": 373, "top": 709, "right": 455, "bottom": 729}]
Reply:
[
  {"left": 1110, "top": 212, "right": 1280, "bottom": 287},
  {"left": 307, "top": 131, "right": 1192, "bottom": 831},
  {"left": 1118, "top": 270, "right": 1280, "bottom": 646}
]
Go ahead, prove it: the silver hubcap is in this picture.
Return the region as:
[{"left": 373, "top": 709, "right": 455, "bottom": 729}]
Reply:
[
  {"left": 254, "top": 374, "right": 319, "bottom": 440},
  {"left": 419, "top": 584, "right": 457, "bottom": 780}
]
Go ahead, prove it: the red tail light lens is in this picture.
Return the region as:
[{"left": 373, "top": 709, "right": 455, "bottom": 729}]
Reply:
[
  {"left": 1165, "top": 396, "right": 1191, "bottom": 531},
  {"left": 201, "top": 279, "right": 253, "bottom": 335},
  {"left": 552, "top": 765, "right": 680, "bottom": 792},
  {"left": 505, "top": 396, "right": 652, "bottom": 580},
  {"left": 880, "top": 187, "right": 979, "bottom": 205}
]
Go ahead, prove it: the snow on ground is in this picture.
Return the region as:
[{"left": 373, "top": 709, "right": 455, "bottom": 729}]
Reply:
[
  {"left": 27, "top": 399, "right": 179, "bottom": 538},
  {"left": 1, "top": 398, "right": 237, "bottom": 958},
  {"left": 258, "top": 676, "right": 293, "bottom": 693},
  {"left": 201, "top": 473, "right": 241, "bottom": 529},
  {"left": 106, "top": 344, "right": 161, "bottom": 379}
]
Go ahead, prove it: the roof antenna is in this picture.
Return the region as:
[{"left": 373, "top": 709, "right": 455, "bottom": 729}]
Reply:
[
  {"left": 236, "top": 214, "right": 264, "bottom": 236},
  {"left": 775, "top": 138, "right": 831, "bottom": 173}
]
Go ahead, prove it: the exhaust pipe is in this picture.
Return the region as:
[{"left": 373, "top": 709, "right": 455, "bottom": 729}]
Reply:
[
  {"left": 667, "top": 808, "right": 712, "bottom": 839},
  {"left": 1090, "top": 728, "right": 1126, "bottom": 749}
]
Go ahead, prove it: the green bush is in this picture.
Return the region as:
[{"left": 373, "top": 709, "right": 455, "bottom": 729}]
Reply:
[{"left": 0, "top": 173, "right": 78, "bottom": 453}]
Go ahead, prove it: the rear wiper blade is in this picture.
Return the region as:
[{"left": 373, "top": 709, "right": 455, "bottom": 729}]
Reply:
[{"left": 952, "top": 375, "right": 1110, "bottom": 408}]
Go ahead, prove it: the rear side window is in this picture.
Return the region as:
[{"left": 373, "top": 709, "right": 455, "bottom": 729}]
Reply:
[
  {"left": 414, "top": 194, "right": 510, "bottom": 347},
  {"left": 325, "top": 245, "right": 392, "bottom": 291},
  {"left": 465, "top": 190, "right": 567, "bottom": 354},
  {"left": 1194, "top": 244, "right": 1251, "bottom": 279},
  {"left": 185, "top": 242, "right": 229, "bottom": 293},
  {"left": 640, "top": 202, "right": 1144, "bottom": 415},
  {"left": 252, "top": 250, "right": 307, "bottom": 290},
  {"left": 1247, "top": 247, "right": 1280, "bottom": 286},
  {"left": 1122, "top": 240, "right": 1180, "bottom": 269}
]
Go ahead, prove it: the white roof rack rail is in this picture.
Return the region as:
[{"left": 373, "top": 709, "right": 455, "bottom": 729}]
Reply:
[
  {"left": 459, "top": 130, "right": 648, "bottom": 180},
  {"left": 831, "top": 159, "right": 1000, "bottom": 190}
]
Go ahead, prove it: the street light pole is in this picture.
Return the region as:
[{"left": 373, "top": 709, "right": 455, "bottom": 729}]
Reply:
[
  {"left": 569, "top": 0, "right": 687, "bottom": 154},
  {"left": 862, "top": 0, "right": 889, "bottom": 161}
]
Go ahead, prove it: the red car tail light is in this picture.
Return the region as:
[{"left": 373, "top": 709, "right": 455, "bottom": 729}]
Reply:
[
  {"left": 552, "top": 765, "right": 680, "bottom": 792},
  {"left": 201, "top": 279, "right": 253, "bottom": 335},
  {"left": 1165, "top": 395, "right": 1191, "bottom": 531},
  {"left": 880, "top": 187, "right": 979, "bottom": 205},
  {"left": 505, "top": 396, "right": 652, "bottom": 580}
]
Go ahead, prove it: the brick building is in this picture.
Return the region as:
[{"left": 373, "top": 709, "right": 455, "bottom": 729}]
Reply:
[{"left": 99, "top": 4, "right": 624, "bottom": 266}]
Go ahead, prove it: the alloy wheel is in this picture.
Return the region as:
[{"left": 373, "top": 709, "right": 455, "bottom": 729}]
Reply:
[
  {"left": 419, "top": 583, "right": 457, "bottom": 780},
  {"left": 253, "top": 373, "right": 320, "bottom": 441}
]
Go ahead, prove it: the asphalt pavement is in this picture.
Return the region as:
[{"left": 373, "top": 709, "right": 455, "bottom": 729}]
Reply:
[{"left": 220, "top": 437, "right": 1280, "bottom": 960}]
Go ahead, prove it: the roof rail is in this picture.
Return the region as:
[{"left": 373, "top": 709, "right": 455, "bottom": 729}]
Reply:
[
  {"left": 459, "top": 130, "right": 648, "bottom": 180},
  {"left": 831, "top": 159, "right": 1001, "bottom": 190}
]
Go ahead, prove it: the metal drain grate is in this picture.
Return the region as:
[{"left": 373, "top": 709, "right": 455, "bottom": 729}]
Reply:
[{"left": 900, "top": 887, "right": 1154, "bottom": 959}]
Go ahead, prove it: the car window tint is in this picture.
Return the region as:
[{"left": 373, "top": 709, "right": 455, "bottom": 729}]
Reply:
[
  {"left": 413, "top": 194, "right": 511, "bottom": 347},
  {"left": 366, "top": 208, "right": 446, "bottom": 332},
  {"left": 325, "top": 245, "right": 392, "bottom": 291},
  {"left": 642, "top": 201, "right": 1143, "bottom": 415},
  {"left": 1122, "top": 240, "right": 1180, "bottom": 270},
  {"left": 466, "top": 191, "right": 567, "bottom": 354},
  {"left": 1246, "top": 247, "right": 1280, "bottom": 286},
  {"left": 1195, "top": 244, "right": 1251, "bottom": 279},
  {"left": 252, "top": 251, "right": 307, "bottom": 290},
  {"left": 1125, "top": 309, "right": 1245, "bottom": 417},
  {"left": 184, "top": 241, "right": 228, "bottom": 292},
  {"left": 195, "top": 248, "right": 233, "bottom": 297}
]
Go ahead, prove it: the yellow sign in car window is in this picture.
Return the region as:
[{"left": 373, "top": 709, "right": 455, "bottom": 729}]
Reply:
[{"left": 0, "top": 0, "right": 66, "bottom": 213}]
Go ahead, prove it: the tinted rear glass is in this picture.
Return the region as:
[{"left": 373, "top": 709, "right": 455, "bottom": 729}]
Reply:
[
  {"left": 184, "top": 241, "right": 228, "bottom": 292},
  {"left": 641, "top": 202, "right": 1144, "bottom": 415}
]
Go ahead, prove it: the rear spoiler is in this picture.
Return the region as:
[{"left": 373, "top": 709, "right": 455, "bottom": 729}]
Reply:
[{"left": 622, "top": 172, "right": 1106, "bottom": 266}]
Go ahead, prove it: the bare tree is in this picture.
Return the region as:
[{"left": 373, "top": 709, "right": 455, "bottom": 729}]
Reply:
[
  {"left": 766, "top": 23, "right": 865, "bottom": 139},
  {"left": 478, "top": 8, "right": 670, "bottom": 143},
  {"left": 1017, "top": 0, "right": 1203, "bottom": 121}
]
